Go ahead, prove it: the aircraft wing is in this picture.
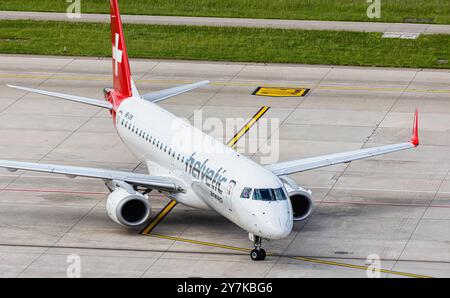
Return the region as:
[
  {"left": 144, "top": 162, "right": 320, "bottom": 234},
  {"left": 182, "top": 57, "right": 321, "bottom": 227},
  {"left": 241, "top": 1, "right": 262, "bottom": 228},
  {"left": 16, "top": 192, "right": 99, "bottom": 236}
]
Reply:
[
  {"left": 7, "top": 85, "right": 113, "bottom": 109},
  {"left": 142, "top": 80, "right": 210, "bottom": 103},
  {"left": 0, "top": 160, "right": 184, "bottom": 193},
  {"left": 266, "top": 110, "right": 419, "bottom": 176}
]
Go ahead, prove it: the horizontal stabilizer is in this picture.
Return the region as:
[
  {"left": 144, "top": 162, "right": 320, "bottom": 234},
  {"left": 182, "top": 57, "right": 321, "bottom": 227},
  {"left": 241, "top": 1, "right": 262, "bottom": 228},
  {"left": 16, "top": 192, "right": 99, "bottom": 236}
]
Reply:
[
  {"left": 7, "top": 84, "right": 113, "bottom": 109},
  {"left": 142, "top": 80, "right": 210, "bottom": 103}
]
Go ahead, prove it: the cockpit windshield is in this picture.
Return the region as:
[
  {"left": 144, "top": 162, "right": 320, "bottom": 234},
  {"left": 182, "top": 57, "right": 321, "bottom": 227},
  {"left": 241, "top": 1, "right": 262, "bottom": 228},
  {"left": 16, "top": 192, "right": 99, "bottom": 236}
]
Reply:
[{"left": 252, "top": 188, "right": 287, "bottom": 201}]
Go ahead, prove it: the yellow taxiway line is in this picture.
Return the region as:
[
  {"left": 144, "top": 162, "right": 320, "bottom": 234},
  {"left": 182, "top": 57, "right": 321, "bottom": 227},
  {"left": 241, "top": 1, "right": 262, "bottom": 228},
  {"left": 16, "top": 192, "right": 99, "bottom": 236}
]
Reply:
[
  {"left": 148, "top": 233, "right": 432, "bottom": 278},
  {"left": 141, "top": 200, "right": 178, "bottom": 235},
  {"left": 227, "top": 106, "right": 270, "bottom": 147}
]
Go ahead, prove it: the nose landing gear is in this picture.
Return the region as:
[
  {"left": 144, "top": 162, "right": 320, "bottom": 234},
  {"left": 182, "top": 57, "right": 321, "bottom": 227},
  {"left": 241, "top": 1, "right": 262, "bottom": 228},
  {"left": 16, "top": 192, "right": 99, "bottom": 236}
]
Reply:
[{"left": 250, "top": 235, "right": 266, "bottom": 261}]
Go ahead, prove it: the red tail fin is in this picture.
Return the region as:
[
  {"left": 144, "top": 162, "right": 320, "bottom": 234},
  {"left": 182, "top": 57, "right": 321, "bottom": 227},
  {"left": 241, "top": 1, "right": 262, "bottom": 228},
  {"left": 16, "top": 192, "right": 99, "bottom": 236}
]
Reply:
[
  {"left": 411, "top": 109, "right": 419, "bottom": 147},
  {"left": 110, "top": 0, "right": 132, "bottom": 98}
]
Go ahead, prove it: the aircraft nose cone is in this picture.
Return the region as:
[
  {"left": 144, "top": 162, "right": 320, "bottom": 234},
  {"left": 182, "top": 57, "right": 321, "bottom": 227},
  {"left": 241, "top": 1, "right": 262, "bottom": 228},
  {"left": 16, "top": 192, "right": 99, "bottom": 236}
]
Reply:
[{"left": 263, "top": 216, "right": 292, "bottom": 239}]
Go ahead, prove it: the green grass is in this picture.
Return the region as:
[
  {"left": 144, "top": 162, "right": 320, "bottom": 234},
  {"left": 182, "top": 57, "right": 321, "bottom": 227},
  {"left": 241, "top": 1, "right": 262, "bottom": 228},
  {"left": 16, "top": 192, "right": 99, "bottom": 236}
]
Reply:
[
  {"left": 0, "top": 20, "right": 449, "bottom": 69},
  {"left": 0, "top": 0, "right": 450, "bottom": 24}
]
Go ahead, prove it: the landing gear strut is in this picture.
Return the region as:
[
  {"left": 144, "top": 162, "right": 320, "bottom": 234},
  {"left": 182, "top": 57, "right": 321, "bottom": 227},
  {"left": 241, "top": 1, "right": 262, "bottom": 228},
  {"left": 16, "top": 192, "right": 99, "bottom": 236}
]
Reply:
[{"left": 250, "top": 235, "right": 266, "bottom": 261}]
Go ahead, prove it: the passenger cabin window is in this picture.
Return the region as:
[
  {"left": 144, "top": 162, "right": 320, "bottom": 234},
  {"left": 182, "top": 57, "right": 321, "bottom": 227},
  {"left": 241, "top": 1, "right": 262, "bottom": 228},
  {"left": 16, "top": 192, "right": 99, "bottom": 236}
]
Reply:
[
  {"left": 240, "top": 187, "right": 252, "bottom": 199},
  {"left": 252, "top": 188, "right": 287, "bottom": 201}
]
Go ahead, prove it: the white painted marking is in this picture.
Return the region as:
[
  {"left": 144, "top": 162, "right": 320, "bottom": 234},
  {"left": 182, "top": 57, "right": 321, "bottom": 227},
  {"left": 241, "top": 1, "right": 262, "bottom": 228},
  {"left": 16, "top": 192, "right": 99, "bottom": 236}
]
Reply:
[
  {"left": 112, "top": 33, "right": 123, "bottom": 76},
  {"left": 382, "top": 32, "right": 420, "bottom": 39}
]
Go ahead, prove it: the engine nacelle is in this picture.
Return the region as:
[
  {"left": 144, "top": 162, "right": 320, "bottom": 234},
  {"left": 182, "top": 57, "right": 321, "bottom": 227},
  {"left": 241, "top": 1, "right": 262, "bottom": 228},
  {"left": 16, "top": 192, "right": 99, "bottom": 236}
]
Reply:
[
  {"left": 106, "top": 187, "right": 152, "bottom": 228},
  {"left": 281, "top": 177, "right": 314, "bottom": 221}
]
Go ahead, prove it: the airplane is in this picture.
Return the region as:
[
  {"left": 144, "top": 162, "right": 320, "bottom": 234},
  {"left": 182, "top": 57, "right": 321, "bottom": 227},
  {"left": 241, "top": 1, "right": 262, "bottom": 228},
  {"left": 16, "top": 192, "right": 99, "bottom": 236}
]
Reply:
[{"left": 2, "top": 0, "right": 419, "bottom": 261}]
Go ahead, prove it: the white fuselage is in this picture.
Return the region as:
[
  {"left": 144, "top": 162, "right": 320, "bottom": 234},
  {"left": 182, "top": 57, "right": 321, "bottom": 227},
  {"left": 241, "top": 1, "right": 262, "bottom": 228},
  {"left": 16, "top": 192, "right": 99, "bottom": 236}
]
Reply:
[{"left": 115, "top": 97, "right": 293, "bottom": 239}]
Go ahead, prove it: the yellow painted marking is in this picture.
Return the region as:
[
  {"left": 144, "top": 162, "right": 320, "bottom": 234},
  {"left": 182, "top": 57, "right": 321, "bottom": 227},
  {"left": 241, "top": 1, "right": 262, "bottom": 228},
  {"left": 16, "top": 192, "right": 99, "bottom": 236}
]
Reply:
[
  {"left": 254, "top": 87, "right": 309, "bottom": 97},
  {"left": 227, "top": 106, "right": 270, "bottom": 147},
  {"left": 141, "top": 200, "right": 178, "bottom": 235},
  {"left": 3, "top": 74, "right": 450, "bottom": 94},
  {"left": 147, "top": 233, "right": 431, "bottom": 278},
  {"left": 292, "top": 257, "right": 431, "bottom": 278},
  {"left": 150, "top": 233, "right": 253, "bottom": 253}
]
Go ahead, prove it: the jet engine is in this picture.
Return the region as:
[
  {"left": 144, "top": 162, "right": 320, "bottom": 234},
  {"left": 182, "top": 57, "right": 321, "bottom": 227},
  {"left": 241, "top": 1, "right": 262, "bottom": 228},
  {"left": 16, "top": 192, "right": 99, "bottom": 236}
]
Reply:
[
  {"left": 106, "top": 187, "right": 152, "bottom": 228},
  {"left": 281, "top": 177, "right": 314, "bottom": 221}
]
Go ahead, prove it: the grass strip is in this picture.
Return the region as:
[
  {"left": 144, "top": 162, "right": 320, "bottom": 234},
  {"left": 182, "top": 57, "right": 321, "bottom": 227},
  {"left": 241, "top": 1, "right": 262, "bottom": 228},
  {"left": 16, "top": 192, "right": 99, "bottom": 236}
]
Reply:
[
  {"left": 0, "top": 20, "right": 449, "bottom": 69},
  {"left": 0, "top": 0, "right": 449, "bottom": 24}
]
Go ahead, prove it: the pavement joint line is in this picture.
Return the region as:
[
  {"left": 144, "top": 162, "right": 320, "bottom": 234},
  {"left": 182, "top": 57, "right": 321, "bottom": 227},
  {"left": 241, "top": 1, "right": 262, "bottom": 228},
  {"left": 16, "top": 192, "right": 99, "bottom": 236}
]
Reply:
[
  {"left": 390, "top": 167, "right": 450, "bottom": 276},
  {"left": 12, "top": 69, "right": 109, "bottom": 276},
  {"left": 0, "top": 58, "right": 78, "bottom": 195},
  {"left": 140, "top": 203, "right": 197, "bottom": 277},
  {"left": 13, "top": 175, "right": 106, "bottom": 277},
  {"left": 253, "top": 67, "right": 334, "bottom": 264},
  {"left": 137, "top": 60, "right": 161, "bottom": 81},
  {"left": 1, "top": 59, "right": 110, "bottom": 277},
  {"left": 3, "top": 74, "right": 450, "bottom": 94},
  {"left": 14, "top": 194, "right": 106, "bottom": 277},
  {"left": 359, "top": 70, "right": 420, "bottom": 276},
  {"left": 189, "top": 64, "right": 247, "bottom": 120},
  {"left": 147, "top": 233, "right": 432, "bottom": 278}
]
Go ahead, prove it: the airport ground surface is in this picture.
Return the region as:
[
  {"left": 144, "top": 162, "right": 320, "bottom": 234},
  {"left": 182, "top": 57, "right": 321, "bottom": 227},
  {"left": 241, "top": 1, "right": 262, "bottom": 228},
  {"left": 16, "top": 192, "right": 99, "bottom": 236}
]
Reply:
[
  {"left": 1, "top": 11, "right": 450, "bottom": 35},
  {"left": 0, "top": 54, "right": 449, "bottom": 277}
]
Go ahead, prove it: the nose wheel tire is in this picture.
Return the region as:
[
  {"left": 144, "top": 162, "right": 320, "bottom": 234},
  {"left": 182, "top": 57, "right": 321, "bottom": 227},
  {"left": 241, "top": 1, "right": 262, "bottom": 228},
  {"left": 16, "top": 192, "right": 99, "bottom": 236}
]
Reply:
[{"left": 250, "top": 249, "right": 266, "bottom": 261}]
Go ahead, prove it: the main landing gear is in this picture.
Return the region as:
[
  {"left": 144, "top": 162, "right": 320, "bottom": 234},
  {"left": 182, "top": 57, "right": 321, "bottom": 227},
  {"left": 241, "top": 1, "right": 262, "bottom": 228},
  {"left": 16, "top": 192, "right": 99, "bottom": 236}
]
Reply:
[{"left": 250, "top": 235, "right": 266, "bottom": 261}]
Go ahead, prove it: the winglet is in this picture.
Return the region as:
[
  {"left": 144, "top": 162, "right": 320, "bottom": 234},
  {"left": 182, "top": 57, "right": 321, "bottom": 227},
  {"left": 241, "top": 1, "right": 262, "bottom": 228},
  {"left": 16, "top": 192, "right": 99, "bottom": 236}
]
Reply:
[{"left": 410, "top": 109, "right": 419, "bottom": 147}]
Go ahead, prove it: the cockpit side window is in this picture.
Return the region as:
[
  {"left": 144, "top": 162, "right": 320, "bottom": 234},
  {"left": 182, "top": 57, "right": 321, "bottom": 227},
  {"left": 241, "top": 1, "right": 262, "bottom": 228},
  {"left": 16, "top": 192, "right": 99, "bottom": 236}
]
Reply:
[{"left": 240, "top": 187, "right": 252, "bottom": 199}]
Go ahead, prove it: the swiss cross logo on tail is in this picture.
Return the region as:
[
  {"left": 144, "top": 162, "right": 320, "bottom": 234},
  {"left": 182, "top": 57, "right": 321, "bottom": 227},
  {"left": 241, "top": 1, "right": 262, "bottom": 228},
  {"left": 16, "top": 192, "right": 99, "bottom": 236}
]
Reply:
[
  {"left": 112, "top": 33, "right": 123, "bottom": 76},
  {"left": 110, "top": 0, "right": 132, "bottom": 99}
]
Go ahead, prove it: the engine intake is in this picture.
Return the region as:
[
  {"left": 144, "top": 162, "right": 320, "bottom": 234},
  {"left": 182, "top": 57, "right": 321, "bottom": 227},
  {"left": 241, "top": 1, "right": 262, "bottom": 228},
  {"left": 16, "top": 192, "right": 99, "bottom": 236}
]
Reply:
[
  {"left": 106, "top": 187, "right": 152, "bottom": 227},
  {"left": 289, "top": 188, "right": 313, "bottom": 221}
]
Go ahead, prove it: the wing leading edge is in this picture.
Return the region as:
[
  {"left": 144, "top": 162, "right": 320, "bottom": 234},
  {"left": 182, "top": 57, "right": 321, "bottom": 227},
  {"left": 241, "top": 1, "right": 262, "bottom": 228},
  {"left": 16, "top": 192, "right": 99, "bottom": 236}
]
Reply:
[
  {"left": 142, "top": 80, "right": 210, "bottom": 103},
  {"left": 0, "top": 160, "right": 184, "bottom": 193},
  {"left": 7, "top": 85, "right": 113, "bottom": 109},
  {"left": 266, "top": 110, "right": 419, "bottom": 176}
]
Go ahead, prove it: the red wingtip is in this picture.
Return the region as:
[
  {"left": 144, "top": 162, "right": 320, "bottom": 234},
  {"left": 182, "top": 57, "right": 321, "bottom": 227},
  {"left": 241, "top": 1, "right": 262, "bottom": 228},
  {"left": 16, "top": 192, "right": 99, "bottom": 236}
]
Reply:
[{"left": 411, "top": 109, "right": 419, "bottom": 147}]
